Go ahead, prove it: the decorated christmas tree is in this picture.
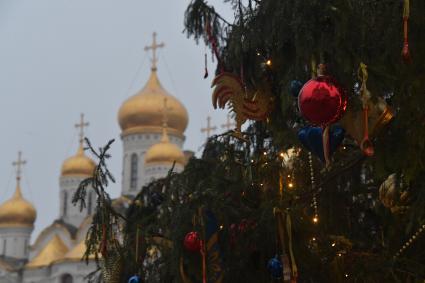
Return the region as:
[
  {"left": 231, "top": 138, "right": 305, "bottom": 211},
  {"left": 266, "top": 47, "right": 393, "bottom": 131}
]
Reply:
[{"left": 75, "top": 0, "right": 425, "bottom": 282}]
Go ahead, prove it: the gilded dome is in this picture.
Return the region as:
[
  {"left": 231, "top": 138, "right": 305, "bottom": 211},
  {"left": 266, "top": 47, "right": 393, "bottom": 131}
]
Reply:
[
  {"left": 145, "top": 129, "right": 185, "bottom": 166},
  {"left": 0, "top": 184, "right": 36, "bottom": 228},
  {"left": 118, "top": 70, "right": 189, "bottom": 136},
  {"left": 61, "top": 146, "right": 96, "bottom": 177}
]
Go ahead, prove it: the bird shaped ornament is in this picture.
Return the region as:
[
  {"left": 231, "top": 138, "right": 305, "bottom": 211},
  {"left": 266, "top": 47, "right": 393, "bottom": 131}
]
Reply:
[{"left": 211, "top": 72, "right": 273, "bottom": 136}]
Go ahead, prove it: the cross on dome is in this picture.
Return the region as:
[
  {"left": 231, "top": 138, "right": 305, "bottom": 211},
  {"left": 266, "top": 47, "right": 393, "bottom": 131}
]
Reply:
[
  {"left": 12, "top": 151, "right": 26, "bottom": 183},
  {"left": 75, "top": 113, "right": 89, "bottom": 148},
  {"left": 144, "top": 32, "right": 165, "bottom": 71},
  {"left": 201, "top": 116, "right": 217, "bottom": 138},
  {"left": 221, "top": 114, "right": 236, "bottom": 130}
]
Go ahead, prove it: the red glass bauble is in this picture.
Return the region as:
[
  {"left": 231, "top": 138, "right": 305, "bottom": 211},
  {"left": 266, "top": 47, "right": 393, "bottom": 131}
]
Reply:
[
  {"left": 298, "top": 76, "right": 347, "bottom": 126},
  {"left": 184, "top": 231, "right": 201, "bottom": 252}
]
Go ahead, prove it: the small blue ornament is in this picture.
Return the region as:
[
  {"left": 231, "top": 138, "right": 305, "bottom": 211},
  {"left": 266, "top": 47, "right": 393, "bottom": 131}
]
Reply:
[
  {"left": 128, "top": 275, "right": 141, "bottom": 283},
  {"left": 150, "top": 191, "right": 164, "bottom": 207},
  {"left": 267, "top": 256, "right": 283, "bottom": 279},
  {"left": 298, "top": 125, "right": 345, "bottom": 162},
  {"left": 290, "top": 80, "right": 304, "bottom": 97}
]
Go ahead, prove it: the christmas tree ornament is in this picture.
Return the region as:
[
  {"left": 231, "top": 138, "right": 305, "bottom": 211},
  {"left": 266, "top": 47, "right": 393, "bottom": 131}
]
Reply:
[
  {"left": 128, "top": 275, "right": 141, "bottom": 283},
  {"left": 267, "top": 256, "right": 283, "bottom": 279},
  {"left": 298, "top": 126, "right": 345, "bottom": 163},
  {"left": 340, "top": 97, "right": 393, "bottom": 150},
  {"left": 290, "top": 80, "right": 303, "bottom": 97},
  {"left": 357, "top": 63, "right": 374, "bottom": 156},
  {"left": 298, "top": 65, "right": 347, "bottom": 126},
  {"left": 379, "top": 174, "right": 409, "bottom": 213},
  {"left": 211, "top": 72, "right": 273, "bottom": 134},
  {"left": 102, "top": 250, "right": 123, "bottom": 283},
  {"left": 401, "top": 0, "right": 411, "bottom": 63},
  {"left": 150, "top": 191, "right": 164, "bottom": 207},
  {"left": 184, "top": 231, "right": 201, "bottom": 252}
]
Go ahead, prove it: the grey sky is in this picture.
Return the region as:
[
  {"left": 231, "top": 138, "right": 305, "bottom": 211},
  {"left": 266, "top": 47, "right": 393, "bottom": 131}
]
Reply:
[{"left": 0, "top": 1, "right": 233, "bottom": 238}]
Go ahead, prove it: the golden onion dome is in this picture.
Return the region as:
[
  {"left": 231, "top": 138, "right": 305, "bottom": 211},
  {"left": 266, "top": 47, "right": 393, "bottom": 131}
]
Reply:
[
  {"left": 61, "top": 146, "right": 96, "bottom": 177},
  {"left": 118, "top": 70, "right": 189, "bottom": 136},
  {"left": 0, "top": 183, "right": 36, "bottom": 228},
  {"left": 145, "top": 128, "right": 185, "bottom": 166}
]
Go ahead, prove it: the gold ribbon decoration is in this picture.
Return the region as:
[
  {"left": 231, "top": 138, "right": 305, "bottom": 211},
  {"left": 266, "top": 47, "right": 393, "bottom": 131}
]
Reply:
[
  {"left": 274, "top": 208, "right": 298, "bottom": 282},
  {"left": 357, "top": 62, "right": 374, "bottom": 156},
  {"left": 401, "top": 0, "right": 411, "bottom": 63}
]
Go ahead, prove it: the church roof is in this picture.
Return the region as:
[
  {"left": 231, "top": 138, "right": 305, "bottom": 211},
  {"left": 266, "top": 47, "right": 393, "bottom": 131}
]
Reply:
[{"left": 26, "top": 235, "right": 69, "bottom": 268}]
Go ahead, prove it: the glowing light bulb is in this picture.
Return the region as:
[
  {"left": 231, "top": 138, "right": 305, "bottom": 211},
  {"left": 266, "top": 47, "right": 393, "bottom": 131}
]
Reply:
[
  {"left": 219, "top": 225, "right": 224, "bottom": 230},
  {"left": 331, "top": 243, "right": 336, "bottom": 247},
  {"left": 288, "top": 183, "right": 294, "bottom": 188},
  {"left": 266, "top": 59, "right": 272, "bottom": 66},
  {"left": 280, "top": 152, "right": 285, "bottom": 158},
  {"left": 313, "top": 216, "right": 319, "bottom": 223}
]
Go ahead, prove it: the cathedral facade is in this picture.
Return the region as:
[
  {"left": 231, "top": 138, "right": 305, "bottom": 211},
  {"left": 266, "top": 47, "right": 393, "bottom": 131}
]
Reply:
[{"left": 0, "top": 35, "right": 190, "bottom": 283}]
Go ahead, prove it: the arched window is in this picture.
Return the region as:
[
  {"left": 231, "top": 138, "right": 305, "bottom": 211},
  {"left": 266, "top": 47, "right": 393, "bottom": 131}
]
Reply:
[
  {"left": 61, "top": 274, "right": 73, "bottom": 283},
  {"left": 130, "top": 153, "right": 138, "bottom": 190},
  {"left": 63, "top": 191, "right": 68, "bottom": 216}
]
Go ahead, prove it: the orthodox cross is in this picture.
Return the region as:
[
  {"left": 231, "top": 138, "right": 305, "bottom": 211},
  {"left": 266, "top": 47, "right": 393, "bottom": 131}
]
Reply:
[
  {"left": 12, "top": 151, "right": 26, "bottom": 183},
  {"left": 75, "top": 113, "right": 89, "bottom": 146},
  {"left": 221, "top": 113, "right": 236, "bottom": 130},
  {"left": 201, "top": 116, "right": 217, "bottom": 138},
  {"left": 144, "top": 32, "right": 165, "bottom": 71}
]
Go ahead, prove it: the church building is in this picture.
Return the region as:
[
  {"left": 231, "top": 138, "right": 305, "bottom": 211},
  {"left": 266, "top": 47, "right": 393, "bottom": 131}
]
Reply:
[{"left": 0, "top": 33, "right": 191, "bottom": 283}]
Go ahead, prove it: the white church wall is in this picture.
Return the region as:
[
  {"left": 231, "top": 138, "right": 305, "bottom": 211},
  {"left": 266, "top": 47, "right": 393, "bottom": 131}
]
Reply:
[
  {"left": 0, "top": 226, "right": 32, "bottom": 260},
  {"left": 59, "top": 176, "right": 95, "bottom": 228},
  {"left": 121, "top": 132, "right": 184, "bottom": 196}
]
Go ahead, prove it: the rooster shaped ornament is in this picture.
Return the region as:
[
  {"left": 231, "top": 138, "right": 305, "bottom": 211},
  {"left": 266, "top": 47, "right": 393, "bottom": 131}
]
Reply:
[{"left": 211, "top": 72, "right": 273, "bottom": 138}]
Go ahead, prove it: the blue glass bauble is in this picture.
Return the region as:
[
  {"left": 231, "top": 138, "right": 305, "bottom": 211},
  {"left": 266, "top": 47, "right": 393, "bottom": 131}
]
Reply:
[
  {"left": 128, "top": 275, "right": 141, "bottom": 283},
  {"left": 290, "top": 80, "right": 303, "bottom": 97},
  {"left": 267, "top": 256, "right": 283, "bottom": 279},
  {"left": 298, "top": 125, "right": 345, "bottom": 162}
]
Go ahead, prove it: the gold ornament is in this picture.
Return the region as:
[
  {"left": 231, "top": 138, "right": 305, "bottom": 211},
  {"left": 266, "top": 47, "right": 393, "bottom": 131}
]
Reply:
[
  {"left": 101, "top": 250, "right": 123, "bottom": 283},
  {"left": 211, "top": 72, "right": 273, "bottom": 134},
  {"left": 379, "top": 174, "right": 409, "bottom": 213},
  {"left": 340, "top": 97, "right": 394, "bottom": 146}
]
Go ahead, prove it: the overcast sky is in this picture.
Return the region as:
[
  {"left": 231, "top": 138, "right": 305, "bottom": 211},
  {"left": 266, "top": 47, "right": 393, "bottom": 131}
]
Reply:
[{"left": 0, "top": 1, "right": 233, "bottom": 239}]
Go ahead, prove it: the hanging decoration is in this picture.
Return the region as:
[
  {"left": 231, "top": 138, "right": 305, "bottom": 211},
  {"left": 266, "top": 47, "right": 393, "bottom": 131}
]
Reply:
[
  {"left": 298, "top": 63, "right": 347, "bottom": 166},
  {"left": 394, "top": 222, "right": 425, "bottom": 259},
  {"left": 308, "top": 152, "right": 319, "bottom": 224},
  {"left": 298, "top": 126, "right": 345, "bottom": 163},
  {"left": 289, "top": 80, "right": 303, "bottom": 97},
  {"left": 357, "top": 63, "right": 374, "bottom": 156},
  {"left": 339, "top": 98, "right": 394, "bottom": 151},
  {"left": 401, "top": 0, "right": 411, "bottom": 63},
  {"left": 211, "top": 72, "right": 273, "bottom": 133},
  {"left": 128, "top": 275, "right": 141, "bottom": 283},
  {"left": 274, "top": 208, "right": 298, "bottom": 282},
  {"left": 184, "top": 231, "right": 202, "bottom": 253},
  {"left": 298, "top": 64, "right": 347, "bottom": 126},
  {"left": 267, "top": 256, "right": 284, "bottom": 279},
  {"left": 102, "top": 248, "right": 123, "bottom": 283},
  {"left": 379, "top": 174, "right": 409, "bottom": 214}
]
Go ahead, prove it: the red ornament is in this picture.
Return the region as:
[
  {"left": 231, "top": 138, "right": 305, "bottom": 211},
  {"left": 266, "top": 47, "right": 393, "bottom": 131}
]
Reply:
[
  {"left": 298, "top": 76, "right": 347, "bottom": 126},
  {"left": 184, "top": 231, "right": 201, "bottom": 252}
]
